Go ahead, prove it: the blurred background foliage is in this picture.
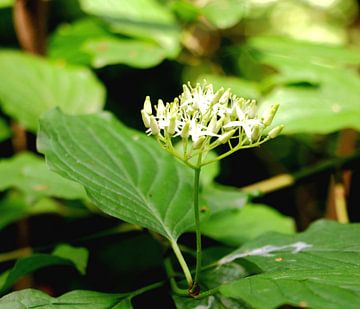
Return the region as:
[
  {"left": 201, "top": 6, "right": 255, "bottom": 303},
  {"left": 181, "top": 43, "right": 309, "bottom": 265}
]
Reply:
[{"left": 0, "top": 0, "right": 360, "bottom": 306}]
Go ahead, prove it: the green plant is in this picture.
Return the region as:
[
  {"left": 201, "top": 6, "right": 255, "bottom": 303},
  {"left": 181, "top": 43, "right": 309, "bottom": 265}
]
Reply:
[{"left": 1, "top": 0, "right": 360, "bottom": 308}]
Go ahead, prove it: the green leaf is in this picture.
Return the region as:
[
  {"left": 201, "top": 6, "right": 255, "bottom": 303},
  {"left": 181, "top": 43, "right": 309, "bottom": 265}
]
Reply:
[
  {"left": 49, "top": 18, "right": 166, "bottom": 68},
  {"left": 0, "top": 0, "right": 12, "bottom": 8},
  {"left": 0, "top": 51, "right": 105, "bottom": 132},
  {"left": 248, "top": 36, "right": 360, "bottom": 67},
  {"left": 79, "top": 0, "right": 181, "bottom": 57},
  {"left": 0, "top": 289, "right": 132, "bottom": 308},
  {"left": 0, "top": 152, "right": 86, "bottom": 200},
  {"left": 200, "top": 0, "right": 246, "bottom": 29},
  {"left": 0, "top": 117, "right": 10, "bottom": 142},
  {"left": 52, "top": 244, "right": 89, "bottom": 275},
  {"left": 37, "top": 109, "right": 194, "bottom": 242},
  {"left": 198, "top": 74, "right": 260, "bottom": 100},
  {"left": 84, "top": 37, "right": 166, "bottom": 68},
  {"left": 202, "top": 184, "right": 249, "bottom": 215},
  {"left": 201, "top": 204, "right": 295, "bottom": 246},
  {"left": 49, "top": 18, "right": 109, "bottom": 66},
  {"left": 0, "top": 252, "right": 86, "bottom": 294},
  {"left": 218, "top": 220, "right": 360, "bottom": 309},
  {"left": 245, "top": 36, "right": 360, "bottom": 134}
]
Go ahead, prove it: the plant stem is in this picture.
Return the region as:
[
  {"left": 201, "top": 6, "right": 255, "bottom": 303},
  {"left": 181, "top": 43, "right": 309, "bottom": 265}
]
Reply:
[
  {"left": 191, "top": 158, "right": 202, "bottom": 293},
  {"left": 170, "top": 240, "right": 193, "bottom": 288},
  {"left": 164, "top": 258, "right": 189, "bottom": 296},
  {"left": 129, "top": 281, "right": 165, "bottom": 299}
]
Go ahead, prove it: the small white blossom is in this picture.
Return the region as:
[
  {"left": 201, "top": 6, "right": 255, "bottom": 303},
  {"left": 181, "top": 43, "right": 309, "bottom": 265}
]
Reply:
[{"left": 141, "top": 81, "right": 282, "bottom": 167}]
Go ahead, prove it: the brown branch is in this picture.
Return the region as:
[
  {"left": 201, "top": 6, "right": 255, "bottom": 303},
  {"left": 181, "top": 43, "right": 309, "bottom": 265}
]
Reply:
[
  {"left": 11, "top": 0, "right": 49, "bottom": 290},
  {"left": 13, "top": 0, "right": 48, "bottom": 55}
]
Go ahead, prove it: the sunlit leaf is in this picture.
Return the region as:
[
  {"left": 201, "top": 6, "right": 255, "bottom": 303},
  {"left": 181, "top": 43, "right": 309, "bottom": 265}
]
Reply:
[
  {"left": 200, "top": 0, "right": 247, "bottom": 29},
  {"left": 38, "top": 109, "right": 194, "bottom": 242},
  {"left": 84, "top": 37, "right": 166, "bottom": 68},
  {"left": 79, "top": 0, "right": 181, "bottom": 57},
  {"left": 0, "top": 51, "right": 105, "bottom": 131},
  {"left": 49, "top": 18, "right": 109, "bottom": 66},
  {"left": 245, "top": 36, "right": 360, "bottom": 134}
]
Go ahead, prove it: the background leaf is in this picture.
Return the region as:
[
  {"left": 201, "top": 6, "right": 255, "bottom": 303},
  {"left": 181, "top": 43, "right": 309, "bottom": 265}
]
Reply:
[
  {"left": 78, "top": 0, "right": 181, "bottom": 57},
  {"left": 0, "top": 289, "right": 132, "bottom": 308},
  {"left": 0, "top": 51, "right": 105, "bottom": 131},
  {"left": 218, "top": 220, "right": 360, "bottom": 308},
  {"left": 38, "top": 109, "right": 194, "bottom": 242},
  {"left": 52, "top": 244, "right": 89, "bottom": 275},
  {"left": 0, "top": 246, "right": 88, "bottom": 294},
  {"left": 246, "top": 36, "right": 360, "bottom": 134},
  {"left": 0, "top": 117, "right": 10, "bottom": 142},
  {"left": 0, "top": 152, "right": 86, "bottom": 200},
  {"left": 201, "top": 204, "right": 295, "bottom": 246},
  {"left": 200, "top": 0, "right": 247, "bottom": 29}
]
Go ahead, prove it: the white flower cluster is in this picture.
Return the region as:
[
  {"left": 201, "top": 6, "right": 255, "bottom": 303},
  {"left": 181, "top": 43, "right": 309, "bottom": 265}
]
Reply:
[{"left": 141, "top": 81, "right": 283, "bottom": 167}]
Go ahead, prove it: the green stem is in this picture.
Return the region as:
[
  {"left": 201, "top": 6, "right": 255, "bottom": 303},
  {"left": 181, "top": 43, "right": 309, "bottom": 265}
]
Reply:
[
  {"left": 191, "top": 156, "right": 202, "bottom": 293},
  {"left": 164, "top": 258, "right": 189, "bottom": 296},
  {"left": 129, "top": 281, "right": 164, "bottom": 299},
  {"left": 170, "top": 240, "right": 193, "bottom": 288}
]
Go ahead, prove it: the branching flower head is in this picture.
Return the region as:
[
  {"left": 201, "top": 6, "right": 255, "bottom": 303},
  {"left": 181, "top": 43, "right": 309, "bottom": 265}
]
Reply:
[{"left": 141, "top": 80, "right": 283, "bottom": 168}]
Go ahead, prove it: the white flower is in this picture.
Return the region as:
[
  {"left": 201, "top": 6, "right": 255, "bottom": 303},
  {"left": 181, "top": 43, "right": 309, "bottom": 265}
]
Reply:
[{"left": 141, "top": 81, "right": 282, "bottom": 167}]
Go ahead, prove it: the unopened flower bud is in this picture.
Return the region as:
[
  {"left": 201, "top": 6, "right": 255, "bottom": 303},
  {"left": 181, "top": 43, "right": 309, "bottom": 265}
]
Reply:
[
  {"left": 149, "top": 115, "right": 160, "bottom": 135},
  {"left": 193, "top": 136, "right": 206, "bottom": 149},
  {"left": 141, "top": 109, "right": 150, "bottom": 128},
  {"left": 262, "top": 104, "right": 279, "bottom": 127},
  {"left": 181, "top": 121, "right": 190, "bottom": 139},
  {"left": 251, "top": 124, "right": 261, "bottom": 141},
  {"left": 268, "top": 124, "right": 284, "bottom": 139},
  {"left": 157, "top": 99, "right": 165, "bottom": 116},
  {"left": 218, "top": 129, "right": 236, "bottom": 144},
  {"left": 168, "top": 116, "right": 177, "bottom": 135},
  {"left": 144, "top": 96, "right": 152, "bottom": 115},
  {"left": 210, "top": 87, "right": 224, "bottom": 105}
]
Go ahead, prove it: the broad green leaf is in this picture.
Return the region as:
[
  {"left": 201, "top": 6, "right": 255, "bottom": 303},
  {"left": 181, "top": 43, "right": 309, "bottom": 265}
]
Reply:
[
  {"left": 0, "top": 152, "right": 86, "bottom": 200},
  {"left": 0, "top": 117, "right": 10, "bottom": 142},
  {"left": 52, "top": 244, "right": 89, "bottom": 275},
  {"left": 49, "top": 18, "right": 166, "bottom": 68},
  {"left": 218, "top": 220, "right": 360, "bottom": 309},
  {"left": 200, "top": 0, "right": 247, "bottom": 29},
  {"left": 0, "top": 289, "right": 132, "bottom": 308},
  {"left": 37, "top": 109, "right": 194, "bottom": 242},
  {"left": 0, "top": 51, "right": 105, "bottom": 132},
  {"left": 261, "top": 78, "right": 360, "bottom": 134},
  {"left": 245, "top": 36, "right": 360, "bottom": 134},
  {"left": 201, "top": 204, "right": 295, "bottom": 246},
  {"left": 0, "top": 252, "right": 86, "bottom": 294},
  {"left": 221, "top": 268, "right": 360, "bottom": 309},
  {"left": 84, "top": 37, "right": 166, "bottom": 68},
  {"left": 79, "top": 0, "right": 181, "bottom": 57},
  {"left": 49, "top": 18, "right": 109, "bottom": 66}
]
